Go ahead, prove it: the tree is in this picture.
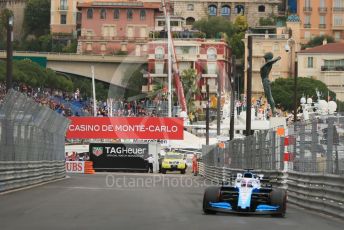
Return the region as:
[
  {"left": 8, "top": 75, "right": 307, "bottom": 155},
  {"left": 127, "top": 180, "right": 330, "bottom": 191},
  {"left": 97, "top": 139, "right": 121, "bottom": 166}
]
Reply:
[
  {"left": 259, "top": 17, "right": 275, "bottom": 26},
  {"left": 193, "top": 16, "right": 236, "bottom": 39},
  {"left": 271, "top": 77, "right": 336, "bottom": 111},
  {"left": 23, "top": 0, "right": 50, "bottom": 37},
  {"left": 181, "top": 69, "right": 199, "bottom": 113},
  {"left": 121, "top": 67, "right": 147, "bottom": 99},
  {"left": 193, "top": 16, "right": 248, "bottom": 59},
  {"left": 234, "top": 15, "right": 248, "bottom": 32},
  {"left": 303, "top": 35, "right": 335, "bottom": 49}
]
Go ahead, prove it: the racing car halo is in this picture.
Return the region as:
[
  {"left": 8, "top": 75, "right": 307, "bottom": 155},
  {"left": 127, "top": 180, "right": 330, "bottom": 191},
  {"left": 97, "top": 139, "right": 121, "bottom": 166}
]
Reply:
[{"left": 203, "top": 169, "right": 287, "bottom": 217}]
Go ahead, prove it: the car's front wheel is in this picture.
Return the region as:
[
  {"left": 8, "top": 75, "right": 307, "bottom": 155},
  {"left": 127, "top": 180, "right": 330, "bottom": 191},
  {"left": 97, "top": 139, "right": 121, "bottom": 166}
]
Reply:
[
  {"left": 203, "top": 186, "right": 220, "bottom": 214},
  {"left": 270, "top": 188, "right": 287, "bottom": 217}
]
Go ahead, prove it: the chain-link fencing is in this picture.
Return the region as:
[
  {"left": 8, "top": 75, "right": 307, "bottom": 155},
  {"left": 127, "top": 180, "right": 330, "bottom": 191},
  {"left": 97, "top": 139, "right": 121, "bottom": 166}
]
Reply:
[
  {"left": 0, "top": 90, "right": 69, "bottom": 161},
  {"left": 202, "top": 116, "right": 344, "bottom": 175}
]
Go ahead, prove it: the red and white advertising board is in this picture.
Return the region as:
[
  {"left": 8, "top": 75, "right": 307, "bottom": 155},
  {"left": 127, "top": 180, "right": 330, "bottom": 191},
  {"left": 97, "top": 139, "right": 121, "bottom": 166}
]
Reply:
[
  {"left": 66, "top": 117, "right": 184, "bottom": 140},
  {"left": 65, "top": 161, "right": 85, "bottom": 173}
]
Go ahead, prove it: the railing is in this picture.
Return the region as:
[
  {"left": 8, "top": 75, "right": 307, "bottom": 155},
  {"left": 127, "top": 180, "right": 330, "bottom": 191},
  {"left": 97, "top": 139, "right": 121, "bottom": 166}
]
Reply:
[
  {"left": 58, "top": 5, "right": 68, "bottom": 11},
  {"left": 304, "top": 23, "right": 311, "bottom": 28},
  {"left": 321, "top": 66, "right": 344, "bottom": 71},
  {"left": 319, "top": 24, "right": 326, "bottom": 28},
  {"left": 287, "top": 171, "right": 344, "bottom": 219},
  {"left": 318, "top": 7, "right": 327, "bottom": 13},
  {"left": 303, "top": 7, "right": 312, "bottom": 12},
  {"left": 0, "top": 161, "right": 66, "bottom": 193},
  {"left": 333, "top": 7, "right": 344, "bottom": 12}
]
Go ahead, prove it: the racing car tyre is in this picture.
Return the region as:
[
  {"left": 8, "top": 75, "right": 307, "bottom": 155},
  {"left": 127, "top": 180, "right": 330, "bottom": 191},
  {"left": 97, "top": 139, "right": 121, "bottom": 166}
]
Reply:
[
  {"left": 181, "top": 169, "right": 186, "bottom": 174},
  {"left": 270, "top": 188, "right": 287, "bottom": 217},
  {"left": 203, "top": 187, "right": 220, "bottom": 214},
  {"left": 161, "top": 169, "right": 166, "bottom": 174}
]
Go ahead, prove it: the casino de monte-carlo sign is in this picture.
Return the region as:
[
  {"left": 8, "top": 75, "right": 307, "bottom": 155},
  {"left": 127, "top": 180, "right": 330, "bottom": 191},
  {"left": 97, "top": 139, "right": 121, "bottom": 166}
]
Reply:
[{"left": 66, "top": 117, "right": 184, "bottom": 140}]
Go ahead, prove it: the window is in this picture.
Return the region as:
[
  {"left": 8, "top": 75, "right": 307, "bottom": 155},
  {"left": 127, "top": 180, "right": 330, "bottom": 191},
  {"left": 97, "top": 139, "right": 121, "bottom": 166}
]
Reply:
[
  {"left": 307, "top": 57, "right": 313, "bottom": 68},
  {"left": 87, "top": 8, "right": 93, "bottom": 19},
  {"left": 320, "top": 16, "right": 325, "bottom": 25},
  {"left": 60, "top": 14, "right": 66, "bottom": 24},
  {"left": 140, "top": 27, "right": 147, "bottom": 37},
  {"left": 60, "top": 0, "right": 67, "bottom": 10},
  {"left": 208, "top": 5, "right": 217, "bottom": 16},
  {"left": 155, "top": 47, "right": 164, "bottom": 59},
  {"left": 140, "top": 10, "right": 146, "bottom": 20},
  {"left": 320, "top": 0, "right": 325, "bottom": 7},
  {"left": 127, "top": 26, "right": 134, "bottom": 38},
  {"left": 334, "top": 0, "right": 343, "bottom": 7},
  {"left": 235, "top": 5, "right": 244, "bottom": 14},
  {"left": 334, "top": 16, "right": 343, "bottom": 25},
  {"left": 158, "top": 20, "right": 165, "bottom": 26},
  {"left": 170, "top": 20, "right": 179, "bottom": 27},
  {"left": 334, "top": 32, "right": 341, "bottom": 41},
  {"left": 273, "top": 43, "right": 280, "bottom": 52},
  {"left": 305, "top": 0, "right": 311, "bottom": 7},
  {"left": 258, "top": 5, "right": 265, "bottom": 12},
  {"left": 100, "top": 43, "right": 106, "bottom": 51},
  {"left": 100, "top": 8, "right": 106, "bottom": 19},
  {"left": 86, "top": 43, "right": 92, "bottom": 51},
  {"left": 305, "top": 15, "right": 311, "bottom": 24},
  {"left": 221, "top": 6, "right": 230, "bottom": 16},
  {"left": 207, "top": 63, "right": 217, "bottom": 74},
  {"left": 127, "top": 9, "right": 133, "bottom": 20},
  {"left": 186, "top": 17, "right": 195, "bottom": 26},
  {"left": 187, "top": 4, "right": 194, "bottom": 11},
  {"left": 207, "top": 47, "right": 217, "bottom": 60},
  {"left": 304, "top": 31, "right": 311, "bottom": 39},
  {"left": 114, "top": 9, "right": 120, "bottom": 19},
  {"left": 155, "top": 62, "right": 164, "bottom": 74}
]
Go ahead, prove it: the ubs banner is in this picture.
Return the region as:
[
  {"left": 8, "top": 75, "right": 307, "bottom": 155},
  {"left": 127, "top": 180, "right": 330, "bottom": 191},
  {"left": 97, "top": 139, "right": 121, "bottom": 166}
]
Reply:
[
  {"left": 89, "top": 143, "right": 149, "bottom": 171},
  {"left": 66, "top": 117, "right": 184, "bottom": 140}
]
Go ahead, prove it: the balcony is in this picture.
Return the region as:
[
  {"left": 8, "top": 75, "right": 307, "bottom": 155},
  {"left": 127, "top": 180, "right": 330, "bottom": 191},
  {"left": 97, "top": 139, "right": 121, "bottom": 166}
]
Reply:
[
  {"left": 143, "top": 73, "right": 168, "bottom": 78},
  {"left": 318, "top": 7, "right": 327, "bottom": 13},
  {"left": 321, "top": 66, "right": 344, "bottom": 72},
  {"left": 303, "top": 7, "right": 312, "bottom": 13},
  {"left": 201, "top": 73, "right": 217, "bottom": 78},
  {"left": 79, "top": 36, "right": 149, "bottom": 42},
  {"left": 58, "top": 5, "right": 68, "bottom": 11},
  {"left": 333, "top": 7, "right": 344, "bottom": 12},
  {"left": 319, "top": 24, "right": 326, "bottom": 29},
  {"left": 332, "top": 24, "right": 344, "bottom": 30},
  {"left": 304, "top": 24, "right": 311, "bottom": 28},
  {"left": 201, "top": 85, "right": 217, "bottom": 93}
]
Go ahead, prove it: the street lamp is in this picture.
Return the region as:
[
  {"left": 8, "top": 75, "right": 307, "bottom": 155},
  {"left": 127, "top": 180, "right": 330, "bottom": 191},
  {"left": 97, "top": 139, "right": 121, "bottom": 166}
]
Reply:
[
  {"left": 6, "top": 14, "right": 14, "bottom": 93},
  {"left": 286, "top": 37, "right": 298, "bottom": 123}
]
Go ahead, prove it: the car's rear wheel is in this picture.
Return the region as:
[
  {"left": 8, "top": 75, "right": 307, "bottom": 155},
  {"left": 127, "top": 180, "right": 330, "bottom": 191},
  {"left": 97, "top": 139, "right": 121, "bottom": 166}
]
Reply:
[
  {"left": 181, "top": 169, "right": 186, "bottom": 174},
  {"left": 161, "top": 169, "right": 166, "bottom": 174},
  {"left": 203, "top": 186, "right": 220, "bottom": 214},
  {"left": 270, "top": 188, "right": 287, "bottom": 217}
]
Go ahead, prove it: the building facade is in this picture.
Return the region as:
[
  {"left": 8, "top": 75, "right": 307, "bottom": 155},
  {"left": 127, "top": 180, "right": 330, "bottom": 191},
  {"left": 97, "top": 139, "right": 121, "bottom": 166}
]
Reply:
[
  {"left": 143, "top": 38, "right": 231, "bottom": 109},
  {"left": 50, "top": 0, "right": 91, "bottom": 41},
  {"left": 297, "top": 0, "right": 344, "bottom": 43},
  {"left": 297, "top": 43, "right": 344, "bottom": 101},
  {"left": 167, "top": 0, "right": 283, "bottom": 28},
  {"left": 77, "top": 0, "right": 162, "bottom": 55}
]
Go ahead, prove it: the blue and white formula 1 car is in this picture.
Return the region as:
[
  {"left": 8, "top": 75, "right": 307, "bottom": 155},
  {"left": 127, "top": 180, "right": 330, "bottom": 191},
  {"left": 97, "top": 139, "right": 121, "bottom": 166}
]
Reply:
[{"left": 203, "top": 170, "right": 287, "bottom": 217}]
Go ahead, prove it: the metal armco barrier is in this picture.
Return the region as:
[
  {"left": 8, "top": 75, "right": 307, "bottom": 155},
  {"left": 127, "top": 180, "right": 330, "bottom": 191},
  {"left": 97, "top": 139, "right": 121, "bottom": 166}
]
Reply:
[
  {"left": 198, "top": 162, "right": 344, "bottom": 219},
  {"left": 0, "top": 161, "right": 65, "bottom": 193},
  {"left": 286, "top": 171, "right": 344, "bottom": 219}
]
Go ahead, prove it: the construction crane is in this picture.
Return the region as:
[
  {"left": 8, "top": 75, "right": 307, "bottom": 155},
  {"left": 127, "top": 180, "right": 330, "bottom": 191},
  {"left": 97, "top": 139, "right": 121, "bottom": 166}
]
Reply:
[{"left": 161, "top": 0, "right": 187, "bottom": 117}]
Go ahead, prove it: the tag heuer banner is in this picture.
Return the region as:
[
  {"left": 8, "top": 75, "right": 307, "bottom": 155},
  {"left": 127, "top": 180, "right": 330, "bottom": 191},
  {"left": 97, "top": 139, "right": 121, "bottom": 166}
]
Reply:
[
  {"left": 66, "top": 117, "right": 184, "bottom": 140},
  {"left": 89, "top": 143, "right": 149, "bottom": 171}
]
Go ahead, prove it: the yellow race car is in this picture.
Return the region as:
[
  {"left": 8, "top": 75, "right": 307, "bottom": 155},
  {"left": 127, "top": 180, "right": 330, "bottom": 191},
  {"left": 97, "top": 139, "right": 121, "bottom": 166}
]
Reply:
[{"left": 161, "top": 152, "right": 187, "bottom": 174}]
